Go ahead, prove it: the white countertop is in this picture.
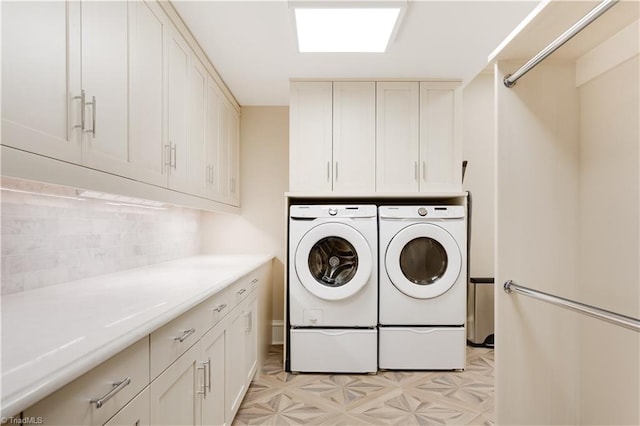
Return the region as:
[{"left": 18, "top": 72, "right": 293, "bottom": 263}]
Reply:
[{"left": 0, "top": 254, "right": 273, "bottom": 417}]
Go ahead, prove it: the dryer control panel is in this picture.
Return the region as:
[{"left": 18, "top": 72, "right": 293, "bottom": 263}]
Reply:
[
  {"left": 290, "top": 205, "right": 377, "bottom": 219},
  {"left": 379, "top": 205, "right": 465, "bottom": 219}
]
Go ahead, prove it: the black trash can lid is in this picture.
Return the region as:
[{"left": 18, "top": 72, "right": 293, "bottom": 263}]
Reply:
[{"left": 470, "top": 277, "right": 494, "bottom": 284}]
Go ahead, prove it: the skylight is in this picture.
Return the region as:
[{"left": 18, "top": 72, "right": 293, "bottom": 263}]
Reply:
[{"left": 293, "top": 4, "right": 404, "bottom": 53}]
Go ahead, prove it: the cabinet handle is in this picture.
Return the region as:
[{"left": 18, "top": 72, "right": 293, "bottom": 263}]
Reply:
[
  {"left": 237, "top": 288, "right": 246, "bottom": 295},
  {"left": 197, "top": 362, "right": 207, "bottom": 397},
  {"left": 414, "top": 161, "right": 418, "bottom": 181},
  {"left": 422, "top": 161, "right": 426, "bottom": 181},
  {"left": 245, "top": 311, "right": 252, "bottom": 332},
  {"left": 85, "top": 96, "right": 96, "bottom": 138},
  {"left": 212, "top": 303, "right": 227, "bottom": 313},
  {"left": 171, "top": 144, "right": 177, "bottom": 169},
  {"left": 206, "top": 165, "right": 210, "bottom": 184},
  {"left": 206, "top": 358, "right": 212, "bottom": 392},
  {"left": 335, "top": 162, "right": 339, "bottom": 181},
  {"left": 164, "top": 144, "right": 171, "bottom": 169},
  {"left": 73, "top": 90, "right": 86, "bottom": 130},
  {"left": 326, "top": 161, "right": 330, "bottom": 182},
  {"left": 173, "top": 327, "right": 195, "bottom": 343},
  {"left": 251, "top": 279, "right": 258, "bottom": 284},
  {"left": 90, "top": 377, "right": 131, "bottom": 408}
]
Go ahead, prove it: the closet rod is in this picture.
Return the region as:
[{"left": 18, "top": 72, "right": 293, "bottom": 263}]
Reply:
[
  {"left": 503, "top": 0, "right": 619, "bottom": 88},
  {"left": 504, "top": 281, "right": 640, "bottom": 332}
]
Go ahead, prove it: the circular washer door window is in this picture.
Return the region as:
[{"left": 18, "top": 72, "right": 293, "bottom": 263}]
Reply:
[
  {"left": 295, "top": 222, "right": 372, "bottom": 300},
  {"left": 385, "top": 223, "right": 461, "bottom": 299}
]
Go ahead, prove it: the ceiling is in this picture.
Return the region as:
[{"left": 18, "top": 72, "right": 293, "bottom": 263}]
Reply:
[{"left": 173, "top": 0, "right": 539, "bottom": 106}]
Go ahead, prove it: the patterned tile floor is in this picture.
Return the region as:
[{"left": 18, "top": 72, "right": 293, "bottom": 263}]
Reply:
[{"left": 233, "top": 345, "right": 495, "bottom": 425}]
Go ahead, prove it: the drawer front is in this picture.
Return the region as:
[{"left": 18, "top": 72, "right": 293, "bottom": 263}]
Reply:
[
  {"left": 150, "top": 303, "right": 206, "bottom": 379},
  {"left": 103, "top": 386, "right": 150, "bottom": 426},
  {"left": 290, "top": 328, "right": 377, "bottom": 373},
  {"left": 23, "top": 337, "right": 150, "bottom": 426},
  {"left": 200, "top": 288, "right": 232, "bottom": 332},
  {"left": 379, "top": 327, "right": 466, "bottom": 370},
  {"left": 228, "top": 273, "right": 258, "bottom": 309}
]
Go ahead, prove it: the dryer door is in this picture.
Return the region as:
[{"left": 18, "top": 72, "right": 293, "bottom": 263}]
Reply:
[
  {"left": 295, "top": 222, "right": 372, "bottom": 301},
  {"left": 385, "top": 223, "right": 461, "bottom": 299}
]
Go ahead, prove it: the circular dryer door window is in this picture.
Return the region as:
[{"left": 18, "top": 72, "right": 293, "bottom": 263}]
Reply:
[
  {"left": 295, "top": 223, "right": 372, "bottom": 301},
  {"left": 385, "top": 223, "right": 461, "bottom": 299}
]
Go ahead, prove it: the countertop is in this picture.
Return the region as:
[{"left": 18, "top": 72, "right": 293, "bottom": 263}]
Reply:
[{"left": 0, "top": 254, "right": 273, "bottom": 417}]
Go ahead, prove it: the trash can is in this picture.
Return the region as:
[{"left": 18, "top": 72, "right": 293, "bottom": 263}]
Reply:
[{"left": 467, "top": 277, "right": 494, "bottom": 347}]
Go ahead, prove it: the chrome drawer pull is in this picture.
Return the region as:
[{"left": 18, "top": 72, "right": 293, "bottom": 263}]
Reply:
[
  {"left": 90, "top": 377, "right": 131, "bottom": 408},
  {"left": 173, "top": 328, "right": 196, "bottom": 343},
  {"left": 251, "top": 279, "right": 258, "bottom": 284},
  {"left": 212, "top": 303, "right": 227, "bottom": 313},
  {"left": 237, "top": 288, "right": 246, "bottom": 295}
]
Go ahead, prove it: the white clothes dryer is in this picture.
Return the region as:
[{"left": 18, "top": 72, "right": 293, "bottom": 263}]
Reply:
[
  {"left": 288, "top": 204, "right": 378, "bottom": 373},
  {"left": 378, "top": 205, "right": 467, "bottom": 370}
]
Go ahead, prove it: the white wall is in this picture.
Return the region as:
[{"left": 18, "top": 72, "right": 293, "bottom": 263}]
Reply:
[
  {"left": 495, "top": 61, "right": 581, "bottom": 424},
  {"left": 495, "top": 23, "right": 639, "bottom": 424},
  {"left": 201, "top": 106, "right": 289, "bottom": 332},
  {"left": 463, "top": 72, "right": 495, "bottom": 279},
  {"left": 578, "top": 54, "right": 639, "bottom": 425},
  {"left": 1, "top": 177, "right": 201, "bottom": 295}
]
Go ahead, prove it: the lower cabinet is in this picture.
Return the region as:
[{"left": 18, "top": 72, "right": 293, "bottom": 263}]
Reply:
[
  {"left": 225, "top": 293, "right": 257, "bottom": 422},
  {"left": 151, "top": 293, "right": 257, "bottom": 426},
  {"left": 200, "top": 322, "right": 226, "bottom": 426},
  {"left": 20, "top": 266, "right": 266, "bottom": 426},
  {"left": 150, "top": 343, "right": 202, "bottom": 426},
  {"left": 104, "top": 387, "right": 150, "bottom": 426}
]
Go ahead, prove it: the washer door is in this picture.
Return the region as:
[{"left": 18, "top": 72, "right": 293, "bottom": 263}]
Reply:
[
  {"left": 385, "top": 223, "right": 461, "bottom": 299},
  {"left": 295, "top": 222, "right": 372, "bottom": 301}
]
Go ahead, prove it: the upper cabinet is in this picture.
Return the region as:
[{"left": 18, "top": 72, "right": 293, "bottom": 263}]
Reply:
[
  {"left": 1, "top": 1, "right": 82, "bottom": 163},
  {"left": 129, "top": 0, "right": 167, "bottom": 187},
  {"left": 1, "top": 0, "right": 241, "bottom": 210},
  {"left": 376, "top": 82, "right": 420, "bottom": 192},
  {"left": 289, "top": 80, "right": 462, "bottom": 194},
  {"left": 419, "top": 82, "right": 463, "bottom": 193},
  {"left": 289, "top": 81, "right": 376, "bottom": 193},
  {"left": 79, "top": 1, "right": 131, "bottom": 177},
  {"left": 333, "top": 82, "right": 376, "bottom": 193},
  {"left": 289, "top": 82, "right": 333, "bottom": 193}
]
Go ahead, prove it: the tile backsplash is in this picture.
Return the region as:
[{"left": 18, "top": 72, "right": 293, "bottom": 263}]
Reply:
[{"left": 1, "top": 178, "right": 202, "bottom": 295}]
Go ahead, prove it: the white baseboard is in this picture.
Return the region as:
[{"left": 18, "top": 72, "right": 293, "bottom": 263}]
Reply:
[{"left": 271, "top": 320, "right": 284, "bottom": 345}]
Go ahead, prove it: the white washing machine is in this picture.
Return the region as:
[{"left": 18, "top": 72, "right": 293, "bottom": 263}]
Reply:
[
  {"left": 378, "top": 205, "right": 467, "bottom": 370},
  {"left": 288, "top": 204, "right": 377, "bottom": 373}
]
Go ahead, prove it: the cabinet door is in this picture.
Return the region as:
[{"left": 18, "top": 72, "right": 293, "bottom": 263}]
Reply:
[
  {"left": 205, "top": 76, "right": 222, "bottom": 200},
  {"left": 185, "top": 57, "right": 208, "bottom": 197},
  {"left": 201, "top": 323, "right": 227, "bottom": 426},
  {"left": 1, "top": 0, "right": 81, "bottom": 163},
  {"left": 419, "top": 82, "right": 462, "bottom": 192},
  {"left": 289, "top": 82, "right": 333, "bottom": 193},
  {"left": 80, "top": 0, "right": 131, "bottom": 177},
  {"left": 376, "top": 82, "right": 420, "bottom": 192},
  {"left": 228, "top": 107, "right": 240, "bottom": 206},
  {"left": 225, "top": 306, "right": 246, "bottom": 422},
  {"left": 129, "top": 0, "right": 167, "bottom": 187},
  {"left": 150, "top": 343, "right": 203, "bottom": 426},
  {"left": 332, "top": 82, "right": 376, "bottom": 193},
  {"left": 217, "top": 97, "right": 231, "bottom": 201},
  {"left": 103, "top": 387, "right": 150, "bottom": 426},
  {"left": 166, "top": 28, "right": 190, "bottom": 191},
  {"left": 244, "top": 297, "right": 258, "bottom": 385}
]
